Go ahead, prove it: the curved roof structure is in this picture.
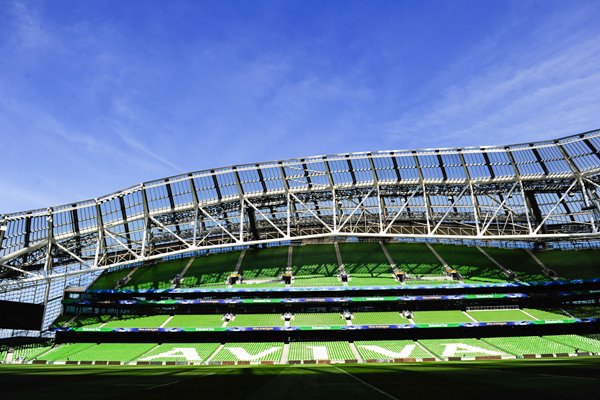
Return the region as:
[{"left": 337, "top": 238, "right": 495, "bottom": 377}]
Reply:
[{"left": 1, "top": 129, "right": 600, "bottom": 289}]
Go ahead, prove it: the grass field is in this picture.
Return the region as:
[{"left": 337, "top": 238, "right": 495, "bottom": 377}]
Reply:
[
  {"left": 228, "top": 314, "right": 284, "bottom": 327},
  {"left": 467, "top": 309, "right": 534, "bottom": 322},
  {"left": 1, "top": 359, "right": 599, "bottom": 400}
]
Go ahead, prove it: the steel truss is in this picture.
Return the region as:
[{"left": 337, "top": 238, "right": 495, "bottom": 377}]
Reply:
[{"left": 1, "top": 130, "right": 600, "bottom": 293}]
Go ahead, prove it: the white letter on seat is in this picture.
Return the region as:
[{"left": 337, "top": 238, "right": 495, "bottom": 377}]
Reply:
[
  {"left": 140, "top": 347, "right": 202, "bottom": 362},
  {"left": 441, "top": 343, "right": 504, "bottom": 357},
  {"left": 226, "top": 347, "right": 280, "bottom": 361},
  {"left": 306, "top": 346, "right": 329, "bottom": 360},
  {"left": 359, "top": 344, "right": 416, "bottom": 358}
]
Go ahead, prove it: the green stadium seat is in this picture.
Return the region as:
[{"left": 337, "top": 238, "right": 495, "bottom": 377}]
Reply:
[
  {"left": 288, "top": 341, "right": 354, "bottom": 361},
  {"left": 211, "top": 342, "right": 283, "bottom": 363}
]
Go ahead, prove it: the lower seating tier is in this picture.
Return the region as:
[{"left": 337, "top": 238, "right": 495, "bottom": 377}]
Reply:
[{"left": 8, "top": 334, "right": 598, "bottom": 364}]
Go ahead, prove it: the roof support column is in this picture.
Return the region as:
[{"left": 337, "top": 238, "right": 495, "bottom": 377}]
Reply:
[
  {"left": 164, "top": 179, "right": 181, "bottom": 235},
  {"left": 368, "top": 153, "right": 385, "bottom": 233},
  {"left": 188, "top": 174, "right": 207, "bottom": 246},
  {"left": 234, "top": 167, "right": 258, "bottom": 242},
  {"left": 506, "top": 148, "right": 535, "bottom": 235},
  {"left": 323, "top": 157, "right": 338, "bottom": 232},
  {"left": 23, "top": 213, "right": 31, "bottom": 266},
  {"left": 140, "top": 184, "right": 151, "bottom": 257},
  {"left": 0, "top": 220, "right": 5, "bottom": 252},
  {"left": 413, "top": 152, "right": 432, "bottom": 234},
  {"left": 278, "top": 161, "right": 296, "bottom": 237},
  {"left": 301, "top": 160, "right": 323, "bottom": 222},
  {"left": 70, "top": 205, "right": 81, "bottom": 253},
  {"left": 459, "top": 150, "right": 482, "bottom": 236},
  {"left": 40, "top": 208, "right": 54, "bottom": 335},
  {"left": 94, "top": 202, "right": 106, "bottom": 268},
  {"left": 117, "top": 196, "right": 131, "bottom": 249}
]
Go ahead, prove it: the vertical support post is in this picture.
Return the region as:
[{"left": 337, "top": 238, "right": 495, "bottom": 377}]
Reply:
[
  {"left": 239, "top": 199, "right": 245, "bottom": 241},
  {"left": 506, "top": 148, "right": 534, "bottom": 235},
  {"left": 164, "top": 179, "right": 181, "bottom": 235},
  {"left": 278, "top": 161, "right": 297, "bottom": 237},
  {"left": 118, "top": 195, "right": 131, "bottom": 249},
  {"left": 286, "top": 192, "right": 291, "bottom": 237},
  {"left": 188, "top": 175, "right": 200, "bottom": 246},
  {"left": 0, "top": 219, "right": 6, "bottom": 253},
  {"left": 140, "top": 184, "right": 150, "bottom": 257},
  {"left": 40, "top": 208, "right": 54, "bottom": 335},
  {"left": 458, "top": 150, "right": 481, "bottom": 235},
  {"left": 233, "top": 167, "right": 255, "bottom": 242},
  {"left": 323, "top": 157, "right": 338, "bottom": 232},
  {"left": 94, "top": 201, "right": 106, "bottom": 268},
  {"left": 369, "top": 153, "right": 385, "bottom": 234},
  {"left": 413, "top": 152, "right": 432, "bottom": 234},
  {"left": 71, "top": 205, "right": 81, "bottom": 253},
  {"left": 23, "top": 212, "right": 31, "bottom": 266}
]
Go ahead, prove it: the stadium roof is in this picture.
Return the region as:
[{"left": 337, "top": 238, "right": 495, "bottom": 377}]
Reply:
[{"left": 1, "top": 129, "right": 600, "bottom": 287}]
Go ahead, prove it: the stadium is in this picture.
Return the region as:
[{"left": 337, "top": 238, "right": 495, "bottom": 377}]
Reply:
[{"left": 1, "top": 130, "right": 600, "bottom": 398}]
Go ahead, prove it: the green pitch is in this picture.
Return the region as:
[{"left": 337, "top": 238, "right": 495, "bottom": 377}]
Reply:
[{"left": 1, "top": 359, "right": 599, "bottom": 400}]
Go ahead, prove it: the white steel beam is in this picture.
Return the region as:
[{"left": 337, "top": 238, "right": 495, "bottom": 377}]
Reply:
[
  {"left": 289, "top": 192, "right": 334, "bottom": 233},
  {"left": 383, "top": 189, "right": 419, "bottom": 234},
  {"left": 431, "top": 186, "right": 469, "bottom": 235},
  {"left": 104, "top": 229, "right": 142, "bottom": 260},
  {"left": 337, "top": 188, "right": 375, "bottom": 232},
  {"left": 479, "top": 182, "right": 519, "bottom": 236},
  {"left": 198, "top": 205, "right": 241, "bottom": 243},
  {"left": 244, "top": 198, "right": 287, "bottom": 238},
  {"left": 149, "top": 216, "right": 194, "bottom": 248},
  {"left": 532, "top": 180, "right": 579, "bottom": 234}
]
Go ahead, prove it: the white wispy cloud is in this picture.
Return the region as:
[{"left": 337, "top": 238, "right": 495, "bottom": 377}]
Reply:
[
  {"left": 384, "top": 5, "right": 600, "bottom": 148},
  {"left": 9, "top": 0, "right": 51, "bottom": 50},
  {"left": 117, "top": 130, "right": 183, "bottom": 173}
]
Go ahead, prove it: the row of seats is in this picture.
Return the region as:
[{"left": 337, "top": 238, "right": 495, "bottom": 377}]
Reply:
[
  {"left": 11, "top": 344, "right": 54, "bottom": 361},
  {"left": 64, "top": 308, "right": 572, "bottom": 329},
  {"left": 482, "top": 337, "right": 574, "bottom": 355}
]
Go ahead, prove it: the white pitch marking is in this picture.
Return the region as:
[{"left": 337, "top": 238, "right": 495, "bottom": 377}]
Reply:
[
  {"left": 519, "top": 309, "right": 539, "bottom": 320},
  {"left": 462, "top": 311, "right": 478, "bottom": 322}
]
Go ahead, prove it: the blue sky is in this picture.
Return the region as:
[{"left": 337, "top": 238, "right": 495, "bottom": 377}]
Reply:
[{"left": 1, "top": 0, "right": 600, "bottom": 213}]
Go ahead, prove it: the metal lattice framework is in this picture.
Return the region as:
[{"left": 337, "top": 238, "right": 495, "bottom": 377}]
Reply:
[{"left": 1, "top": 130, "right": 600, "bottom": 294}]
